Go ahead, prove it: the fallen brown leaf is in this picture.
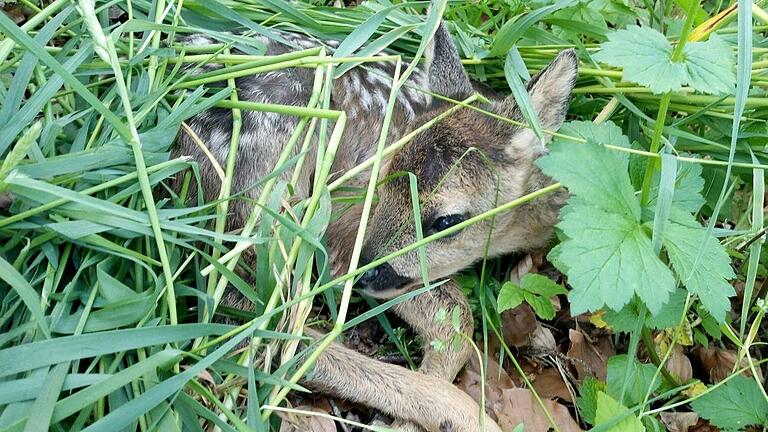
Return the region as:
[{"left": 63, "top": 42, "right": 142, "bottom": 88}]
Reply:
[
  {"left": 692, "top": 346, "right": 764, "bottom": 383},
  {"left": 507, "top": 360, "right": 574, "bottom": 403},
  {"left": 566, "top": 329, "right": 614, "bottom": 381},
  {"left": 495, "top": 388, "right": 583, "bottom": 432},
  {"left": 664, "top": 345, "right": 693, "bottom": 383},
  {"left": 528, "top": 323, "right": 557, "bottom": 353},
  {"left": 661, "top": 412, "right": 700, "bottom": 432},
  {"left": 456, "top": 354, "right": 515, "bottom": 421},
  {"left": 531, "top": 366, "right": 574, "bottom": 402},
  {"left": 278, "top": 402, "right": 336, "bottom": 432},
  {"left": 509, "top": 253, "right": 545, "bottom": 284},
  {"left": 489, "top": 304, "right": 537, "bottom": 352}
]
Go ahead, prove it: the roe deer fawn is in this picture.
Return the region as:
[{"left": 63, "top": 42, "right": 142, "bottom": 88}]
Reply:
[{"left": 174, "top": 14, "right": 577, "bottom": 432}]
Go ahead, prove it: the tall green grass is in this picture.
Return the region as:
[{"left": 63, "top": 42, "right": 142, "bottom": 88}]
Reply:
[{"left": 0, "top": 0, "right": 765, "bottom": 431}]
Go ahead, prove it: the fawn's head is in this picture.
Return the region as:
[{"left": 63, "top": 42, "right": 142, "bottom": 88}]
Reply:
[{"left": 355, "top": 24, "right": 577, "bottom": 298}]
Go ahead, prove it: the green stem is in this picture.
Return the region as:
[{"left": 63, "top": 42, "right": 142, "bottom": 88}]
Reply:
[
  {"left": 147, "top": 0, "right": 166, "bottom": 89},
  {"left": 639, "top": 93, "right": 672, "bottom": 205},
  {"left": 639, "top": 0, "right": 701, "bottom": 206},
  {"left": 203, "top": 47, "right": 243, "bottom": 324},
  {"left": 641, "top": 326, "right": 679, "bottom": 386},
  {"left": 76, "top": 2, "right": 178, "bottom": 326}
]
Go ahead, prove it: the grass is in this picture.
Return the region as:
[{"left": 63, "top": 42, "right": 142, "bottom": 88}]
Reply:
[{"left": 0, "top": 0, "right": 766, "bottom": 431}]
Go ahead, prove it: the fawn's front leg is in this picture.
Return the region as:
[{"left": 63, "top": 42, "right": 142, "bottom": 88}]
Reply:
[
  {"left": 371, "top": 279, "right": 477, "bottom": 431},
  {"left": 303, "top": 328, "right": 500, "bottom": 432},
  {"left": 393, "top": 279, "right": 475, "bottom": 380}
]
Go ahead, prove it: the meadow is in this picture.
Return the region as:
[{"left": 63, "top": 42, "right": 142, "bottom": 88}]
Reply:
[{"left": 0, "top": 0, "right": 766, "bottom": 431}]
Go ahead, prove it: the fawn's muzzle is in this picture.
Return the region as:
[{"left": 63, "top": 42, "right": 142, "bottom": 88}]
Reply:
[
  {"left": 358, "top": 267, "right": 380, "bottom": 286},
  {"left": 354, "top": 259, "right": 411, "bottom": 296}
]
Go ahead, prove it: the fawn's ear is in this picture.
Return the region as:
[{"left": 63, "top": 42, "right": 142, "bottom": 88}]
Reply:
[
  {"left": 500, "top": 49, "right": 578, "bottom": 158},
  {"left": 424, "top": 22, "right": 474, "bottom": 99},
  {"left": 523, "top": 49, "right": 578, "bottom": 131}
]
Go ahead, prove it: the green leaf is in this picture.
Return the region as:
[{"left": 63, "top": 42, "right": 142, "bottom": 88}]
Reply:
[
  {"left": 577, "top": 376, "right": 605, "bottom": 425},
  {"left": 603, "top": 289, "right": 687, "bottom": 332},
  {"left": 683, "top": 35, "right": 736, "bottom": 95},
  {"left": 663, "top": 217, "right": 736, "bottom": 322},
  {"left": 650, "top": 152, "right": 676, "bottom": 254},
  {"left": 590, "top": 0, "right": 636, "bottom": 26},
  {"left": 76, "top": 323, "right": 257, "bottom": 432},
  {"left": 557, "top": 120, "right": 631, "bottom": 149},
  {"left": 0, "top": 324, "right": 230, "bottom": 378},
  {"left": 552, "top": 210, "right": 675, "bottom": 314},
  {"left": 498, "top": 275, "right": 565, "bottom": 319},
  {"left": 552, "top": 2, "right": 607, "bottom": 32},
  {"left": 606, "top": 355, "right": 661, "bottom": 406},
  {"left": 540, "top": 136, "right": 675, "bottom": 315},
  {"left": 489, "top": 0, "right": 575, "bottom": 56},
  {"left": 594, "top": 26, "right": 735, "bottom": 95},
  {"left": 594, "top": 391, "right": 645, "bottom": 432},
  {"left": 497, "top": 281, "right": 525, "bottom": 313},
  {"left": 333, "top": 5, "right": 393, "bottom": 59},
  {"left": 520, "top": 274, "right": 567, "bottom": 297},
  {"left": 504, "top": 50, "right": 543, "bottom": 141},
  {"left": 594, "top": 25, "right": 686, "bottom": 94},
  {"left": 0, "top": 256, "right": 51, "bottom": 339},
  {"left": 524, "top": 292, "right": 556, "bottom": 320},
  {"left": 97, "top": 267, "right": 140, "bottom": 302},
  {"left": 522, "top": 275, "right": 566, "bottom": 320},
  {"left": 648, "top": 160, "right": 706, "bottom": 214},
  {"left": 641, "top": 415, "right": 665, "bottom": 432},
  {"left": 690, "top": 375, "right": 768, "bottom": 430},
  {"left": 22, "top": 363, "right": 69, "bottom": 432},
  {"left": 0, "top": 121, "right": 42, "bottom": 188},
  {"left": 698, "top": 308, "right": 722, "bottom": 340},
  {"left": 538, "top": 137, "right": 638, "bottom": 218}
]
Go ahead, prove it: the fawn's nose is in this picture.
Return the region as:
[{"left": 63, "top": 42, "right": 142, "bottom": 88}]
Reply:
[{"left": 357, "top": 267, "right": 380, "bottom": 288}]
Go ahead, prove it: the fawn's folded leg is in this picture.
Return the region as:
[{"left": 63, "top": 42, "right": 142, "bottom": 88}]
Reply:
[
  {"left": 303, "top": 327, "right": 501, "bottom": 432},
  {"left": 377, "top": 279, "right": 480, "bottom": 431}
]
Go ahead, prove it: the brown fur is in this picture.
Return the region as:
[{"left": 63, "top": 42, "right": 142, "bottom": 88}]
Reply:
[{"left": 172, "top": 18, "right": 577, "bottom": 432}]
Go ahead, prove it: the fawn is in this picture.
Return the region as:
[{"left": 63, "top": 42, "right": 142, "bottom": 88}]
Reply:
[{"left": 174, "top": 15, "right": 577, "bottom": 432}]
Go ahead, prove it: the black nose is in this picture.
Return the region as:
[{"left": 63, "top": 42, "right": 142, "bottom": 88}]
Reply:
[{"left": 357, "top": 267, "right": 380, "bottom": 287}]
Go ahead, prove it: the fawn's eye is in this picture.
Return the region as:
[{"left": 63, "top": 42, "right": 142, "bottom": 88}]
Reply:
[{"left": 431, "top": 214, "right": 465, "bottom": 233}]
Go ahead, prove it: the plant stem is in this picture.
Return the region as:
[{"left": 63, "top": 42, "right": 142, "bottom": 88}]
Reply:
[
  {"left": 639, "top": 93, "right": 672, "bottom": 205},
  {"left": 641, "top": 326, "right": 679, "bottom": 386},
  {"left": 639, "top": 0, "right": 702, "bottom": 206},
  {"left": 203, "top": 47, "right": 243, "bottom": 324},
  {"left": 75, "top": 1, "right": 178, "bottom": 326}
]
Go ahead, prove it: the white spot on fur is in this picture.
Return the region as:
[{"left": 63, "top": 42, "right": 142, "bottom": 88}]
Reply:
[{"left": 185, "top": 34, "right": 215, "bottom": 45}]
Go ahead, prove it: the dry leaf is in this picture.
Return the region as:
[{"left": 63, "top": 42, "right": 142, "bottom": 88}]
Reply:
[
  {"left": 661, "top": 412, "right": 700, "bottom": 432},
  {"left": 528, "top": 323, "right": 557, "bottom": 353},
  {"left": 509, "top": 253, "right": 545, "bottom": 284},
  {"left": 566, "top": 329, "right": 614, "bottom": 381},
  {"left": 664, "top": 345, "right": 693, "bottom": 383},
  {"left": 692, "top": 346, "right": 764, "bottom": 383},
  {"left": 278, "top": 403, "right": 336, "bottom": 432},
  {"left": 490, "top": 304, "right": 537, "bottom": 352},
  {"left": 507, "top": 361, "right": 573, "bottom": 403},
  {"left": 531, "top": 367, "right": 574, "bottom": 402},
  {"left": 495, "top": 388, "right": 583, "bottom": 432},
  {"left": 457, "top": 354, "right": 515, "bottom": 421}
]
